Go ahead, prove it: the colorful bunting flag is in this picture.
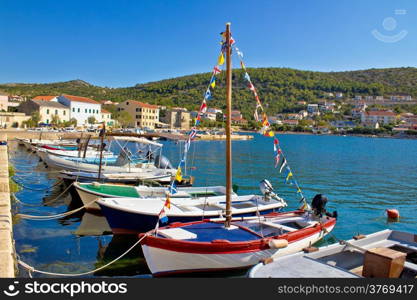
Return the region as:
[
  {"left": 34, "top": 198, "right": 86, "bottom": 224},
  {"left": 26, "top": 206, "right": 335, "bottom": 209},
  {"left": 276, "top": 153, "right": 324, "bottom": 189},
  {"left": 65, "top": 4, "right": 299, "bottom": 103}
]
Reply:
[
  {"left": 204, "top": 89, "right": 212, "bottom": 100},
  {"left": 158, "top": 207, "right": 168, "bottom": 224},
  {"left": 244, "top": 72, "right": 250, "bottom": 82},
  {"left": 199, "top": 100, "right": 207, "bottom": 113},
  {"left": 168, "top": 182, "right": 177, "bottom": 195},
  {"left": 218, "top": 52, "right": 225, "bottom": 65},
  {"left": 210, "top": 77, "right": 216, "bottom": 88},
  {"left": 279, "top": 158, "right": 287, "bottom": 173},
  {"left": 189, "top": 128, "right": 197, "bottom": 139},
  {"left": 286, "top": 171, "right": 293, "bottom": 183},
  {"left": 175, "top": 166, "right": 182, "bottom": 182},
  {"left": 213, "top": 65, "right": 221, "bottom": 75},
  {"left": 236, "top": 47, "right": 243, "bottom": 58},
  {"left": 240, "top": 61, "right": 246, "bottom": 70}
]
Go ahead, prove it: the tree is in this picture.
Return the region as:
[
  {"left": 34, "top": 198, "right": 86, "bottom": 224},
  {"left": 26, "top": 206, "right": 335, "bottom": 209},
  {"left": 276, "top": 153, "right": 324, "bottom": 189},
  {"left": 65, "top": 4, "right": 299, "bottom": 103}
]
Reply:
[
  {"left": 114, "top": 111, "right": 133, "bottom": 128},
  {"left": 51, "top": 114, "right": 60, "bottom": 126},
  {"left": 87, "top": 116, "right": 96, "bottom": 125}
]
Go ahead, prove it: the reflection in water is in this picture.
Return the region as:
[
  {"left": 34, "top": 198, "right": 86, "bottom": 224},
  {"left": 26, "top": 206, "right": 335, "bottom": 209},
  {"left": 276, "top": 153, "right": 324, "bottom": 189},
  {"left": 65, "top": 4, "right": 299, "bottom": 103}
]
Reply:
[
  {"left": 9, "top": 134, "right": 417, "bottom": 277},
  {"left": 94, "top": 235, "right": 150, "bottom": 277}
]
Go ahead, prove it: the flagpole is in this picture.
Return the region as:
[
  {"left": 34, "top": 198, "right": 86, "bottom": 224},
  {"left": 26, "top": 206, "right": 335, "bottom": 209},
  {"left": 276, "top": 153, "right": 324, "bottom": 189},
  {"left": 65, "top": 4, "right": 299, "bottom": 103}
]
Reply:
[{"left": 225, "top": 22, "right": 232, "bottom": 228}]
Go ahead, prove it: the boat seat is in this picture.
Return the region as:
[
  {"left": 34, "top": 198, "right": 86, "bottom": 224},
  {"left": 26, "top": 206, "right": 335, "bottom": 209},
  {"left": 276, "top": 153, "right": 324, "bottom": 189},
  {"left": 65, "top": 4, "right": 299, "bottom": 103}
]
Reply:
[
  {"left": 158, "top": 228, "right": 197, "bottom": 240},
  {"left": 260, "top": 221, "right": 298, "bottom": 232}
]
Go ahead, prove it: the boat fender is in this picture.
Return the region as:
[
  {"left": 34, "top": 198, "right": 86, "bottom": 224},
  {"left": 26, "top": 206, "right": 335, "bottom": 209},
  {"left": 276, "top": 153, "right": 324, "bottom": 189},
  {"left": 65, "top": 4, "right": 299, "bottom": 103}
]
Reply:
[
  {"left": 268, "top": 239, "right": 288, "bottom": 249},
  {"left": 386, "top": 209, "right": 399, "bottom": 219}
]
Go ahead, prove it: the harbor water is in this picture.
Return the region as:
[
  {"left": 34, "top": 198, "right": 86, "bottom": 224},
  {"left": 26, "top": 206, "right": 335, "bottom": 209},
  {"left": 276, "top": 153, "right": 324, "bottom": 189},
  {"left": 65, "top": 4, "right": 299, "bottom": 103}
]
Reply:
[{"left": 9, "top": 134, "right": 417, "bottom": 277}]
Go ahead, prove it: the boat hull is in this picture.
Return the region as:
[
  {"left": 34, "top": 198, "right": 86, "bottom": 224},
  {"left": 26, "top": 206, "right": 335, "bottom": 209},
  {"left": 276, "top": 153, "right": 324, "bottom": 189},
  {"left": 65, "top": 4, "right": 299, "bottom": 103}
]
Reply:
[{"left": 141, "top": 217, "right": 336, "bottom": 276}]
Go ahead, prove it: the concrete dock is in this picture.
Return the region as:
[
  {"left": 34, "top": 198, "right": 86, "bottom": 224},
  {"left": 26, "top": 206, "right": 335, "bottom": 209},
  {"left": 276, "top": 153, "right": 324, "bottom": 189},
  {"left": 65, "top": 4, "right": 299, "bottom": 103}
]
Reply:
[{"left": 0, "top": 133, "right": 15, "bottom": 277}]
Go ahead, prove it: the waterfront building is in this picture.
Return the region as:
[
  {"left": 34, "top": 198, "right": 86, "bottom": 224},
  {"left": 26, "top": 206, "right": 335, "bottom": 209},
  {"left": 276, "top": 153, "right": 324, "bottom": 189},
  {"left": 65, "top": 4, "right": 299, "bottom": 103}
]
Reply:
[
  {"left": 335, "top": 92, "right": 343, "bottom": 99},
  {"left": 160, "top": 107, "right": 190, "bottom": 130},
  {"left": 354, "top": 95, "right": 362, "bottom": 101},
  {"left": 375, "top": 96, "right": 384, "bottom": 101},
  {"left": 117, "top": 100, "right": 159, "bottom": 129},
  {"left": 101, "top": 108, "right": 115, "bottom": 126},
  {"left": 389, "top": 95, "right": 412, "bottom": 101},
  {"left": 19, "top": 99, "right": 70, "bottom": 124},
  {"left": 229, "top": 110, "right": 247, "bottom": 125},
  {"left": 286, "top": 113, "right": 302, "bottom": 120},
  {"left": 0, "top": 112, "right": 30, "bottom": 128},
  {"left": 33, "top": 95, "right": 59, "bottom": 102},
  {"left": 282, "top": 119, "right": 299, "bottom": 126},
  {"left": 360, "top": 110, "right": 397, "bottom": 127},
  {"left": 0, "top": 93, "right": 9, "bottom": 111},
  {"left": 307, "top": 104, "right": 320, "bottom": 115},
  {"left": 57, "top": 94, "right": 102, "bottom": 125}
]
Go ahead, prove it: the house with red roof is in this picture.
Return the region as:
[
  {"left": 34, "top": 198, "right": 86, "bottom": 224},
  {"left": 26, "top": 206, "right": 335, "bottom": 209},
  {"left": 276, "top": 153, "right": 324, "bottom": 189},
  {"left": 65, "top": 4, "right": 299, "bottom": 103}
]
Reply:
[
  {"left": 117, "top": 100, "right": 159, "bottom": 128},
  {"left": 360, "top": 110, "right": 397, "bottom": 127},
  {"left": 57, "top": 94, "right": 102, "bottom": 125}
]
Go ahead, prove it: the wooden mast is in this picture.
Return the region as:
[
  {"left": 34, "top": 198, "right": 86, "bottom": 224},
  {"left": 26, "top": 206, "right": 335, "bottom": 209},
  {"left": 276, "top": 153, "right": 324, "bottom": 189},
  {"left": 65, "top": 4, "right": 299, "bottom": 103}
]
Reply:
[
  {"left": 225, "top": 22, "right": 232, "bottom": 228},
  {"left": 97, "top": 122, "right": 106, "bottom": 181}
]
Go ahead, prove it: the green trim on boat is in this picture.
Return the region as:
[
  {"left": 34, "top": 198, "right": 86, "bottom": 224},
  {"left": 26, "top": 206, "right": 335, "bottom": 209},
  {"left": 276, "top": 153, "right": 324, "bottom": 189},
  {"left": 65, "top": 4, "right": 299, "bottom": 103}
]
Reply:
[{"left": 82, "top": 184, "right": 140, "bottom": 198}]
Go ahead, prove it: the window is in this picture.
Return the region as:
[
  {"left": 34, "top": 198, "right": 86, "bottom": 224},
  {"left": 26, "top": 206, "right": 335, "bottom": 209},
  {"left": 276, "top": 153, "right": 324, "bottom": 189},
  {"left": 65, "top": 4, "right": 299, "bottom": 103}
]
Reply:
[
  {"left": 63, "top": 111, "right": 66, "bottom": 115},
  {"left": 136, "top": 115, "right": 140, "bottom": 119},
  {"left": 72, "top": 108, "right": 75, "bottom": 112},
  {"left": 85, "top": 109, "right": 87, "bottom": 113},
  {"left": 46, "top": 109, "right": 49, "bottom": 114},
  {"left": 46, "top": 119, "right": 49, "bottom": 124},
  {"left": 55, "top": 110, "right": 58, "bottom": 115},
  {"left": 126, "top": 102, "right": 129, "bottom": 105},
  {"left": 89, "top": 109, "right": 91, "bottom": 113},
  {"left": 136, "top": 108, "right": 139, "bottom": 112},
  {"left": 78, "top": 108, "right": 80, "bottom": 113}
]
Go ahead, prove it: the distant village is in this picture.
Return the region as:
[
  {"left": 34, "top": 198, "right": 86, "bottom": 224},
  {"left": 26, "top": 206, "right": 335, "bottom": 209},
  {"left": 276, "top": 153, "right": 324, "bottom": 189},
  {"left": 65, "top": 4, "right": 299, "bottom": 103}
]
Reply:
[{"left": 0, "top": 92, "right": 416, "bottom": 136}]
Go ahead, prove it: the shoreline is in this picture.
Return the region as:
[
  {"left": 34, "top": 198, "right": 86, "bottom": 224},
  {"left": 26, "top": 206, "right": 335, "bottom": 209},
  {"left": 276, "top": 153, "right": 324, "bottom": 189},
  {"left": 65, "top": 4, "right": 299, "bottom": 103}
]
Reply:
[{"left": 237, "top": 129, "right": 417, "bottom": 140}]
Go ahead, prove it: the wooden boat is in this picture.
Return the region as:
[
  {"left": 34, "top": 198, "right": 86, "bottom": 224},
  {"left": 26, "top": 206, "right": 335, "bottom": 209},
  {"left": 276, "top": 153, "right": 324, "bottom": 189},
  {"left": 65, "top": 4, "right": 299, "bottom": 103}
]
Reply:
[
  {"left": 59, "top": 170, "right": 174, "bottom": 185},
  {"left": 36, "top": 147, "right": 115, "bottom": 161},
  {"left": 139, "top": 24, "right": 337, "bottom": 276},
  {"left": 42, "top": 136, "right": 176, "bottom": 175},
  {"left": 140, "top": 211, "right": 335, "bottom": 276},
  {"left": 248, "top": 229, "right": 417, "bottom": 278},
  {"left": 97, "top": 191, "right": 287, "bottom": 234},
  {"left": 74, "top": 182, "right": 235, "bottom": 211}
]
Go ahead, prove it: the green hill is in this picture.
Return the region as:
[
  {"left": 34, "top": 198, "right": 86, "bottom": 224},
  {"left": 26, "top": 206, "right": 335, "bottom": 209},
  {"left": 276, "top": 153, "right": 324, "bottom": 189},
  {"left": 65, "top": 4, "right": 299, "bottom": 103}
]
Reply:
[{"left": 1, "top": 67, "right": 417, "bottom": 119}]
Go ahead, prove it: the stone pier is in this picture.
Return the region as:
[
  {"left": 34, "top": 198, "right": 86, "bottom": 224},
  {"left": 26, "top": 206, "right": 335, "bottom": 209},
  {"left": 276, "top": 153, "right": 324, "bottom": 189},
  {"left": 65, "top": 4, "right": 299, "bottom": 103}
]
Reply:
[{"left": 0, "top": 133, "right": 15, "bottom": 277}]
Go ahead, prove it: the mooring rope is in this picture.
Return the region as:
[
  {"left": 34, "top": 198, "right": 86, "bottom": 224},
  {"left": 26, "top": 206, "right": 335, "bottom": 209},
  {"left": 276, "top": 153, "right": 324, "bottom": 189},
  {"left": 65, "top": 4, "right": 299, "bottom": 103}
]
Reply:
[
  {"left": 17, "top": 233, "right": 149, "bottom": 277},
  {"left": 13, "top": 178, "right": 64, "bottom": 192},
  {"left": 12, "top": 181, "right": 74, "bottom": 207},
  {"left": 16, "top": 195, "right": 98, "bottom": 220}
]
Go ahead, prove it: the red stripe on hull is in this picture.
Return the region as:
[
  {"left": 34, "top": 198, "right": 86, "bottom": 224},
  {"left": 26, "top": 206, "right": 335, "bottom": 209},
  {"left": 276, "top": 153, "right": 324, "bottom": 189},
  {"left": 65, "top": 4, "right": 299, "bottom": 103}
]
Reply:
[{"left": 141, "top": 213, "right": 336, "bottom": 254}]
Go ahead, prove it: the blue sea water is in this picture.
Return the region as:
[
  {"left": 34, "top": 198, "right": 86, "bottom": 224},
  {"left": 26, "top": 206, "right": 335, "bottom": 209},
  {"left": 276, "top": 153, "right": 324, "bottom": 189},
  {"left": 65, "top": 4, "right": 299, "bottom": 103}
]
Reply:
[{"left": 9, "top": 134, "right": 417, "bottom": 277}]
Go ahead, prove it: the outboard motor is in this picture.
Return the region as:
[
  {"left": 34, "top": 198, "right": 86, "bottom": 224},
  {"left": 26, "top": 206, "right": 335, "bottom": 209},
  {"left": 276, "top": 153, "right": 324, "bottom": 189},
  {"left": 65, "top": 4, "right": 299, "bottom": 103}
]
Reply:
[
  {"left": 311, "top": 194, "right": 337, "bottom": 218},
  {"left": 259, "top": 179, "right": 284, "bottom": 203},
  {"left": 154, "top": 154, "right": 174, "bottom": 170}
]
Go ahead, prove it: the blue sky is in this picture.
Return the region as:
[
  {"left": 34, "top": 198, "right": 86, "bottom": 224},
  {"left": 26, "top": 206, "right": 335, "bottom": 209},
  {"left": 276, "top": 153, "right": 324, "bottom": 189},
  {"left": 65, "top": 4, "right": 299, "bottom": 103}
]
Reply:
[{"left": 0, "top": 0, "right": 416, "bottom": 87}]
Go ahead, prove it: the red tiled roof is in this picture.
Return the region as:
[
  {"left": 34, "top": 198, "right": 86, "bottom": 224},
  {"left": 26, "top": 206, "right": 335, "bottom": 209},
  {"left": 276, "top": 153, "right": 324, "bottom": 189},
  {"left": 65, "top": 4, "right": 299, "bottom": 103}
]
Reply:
[
  {"left": 101, "top": 108, "right": 110, "bottom": 113},
  {"left": 128, "top": 100, "right": 158, "bottom": 109},
  {"left": 365, "top": 111, "right": 397, "bottom": 117},
  {"left": 33, "top": 95, "right": 57, "bottom": 101},
  {"left": 62, "top": 94, "right": 99, "bottom": 104}
]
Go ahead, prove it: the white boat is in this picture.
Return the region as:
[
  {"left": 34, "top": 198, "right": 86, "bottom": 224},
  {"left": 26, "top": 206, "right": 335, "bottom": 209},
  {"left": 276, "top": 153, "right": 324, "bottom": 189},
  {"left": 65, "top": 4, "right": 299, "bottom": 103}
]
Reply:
[
  {"left": 74, "top": 182, "right": 235, "bottom": 211},
  {"left": 248, "top": 229, "right": 417, "bottom": 278},
  {"left": 140, "top": 210, "right": 335, "bottom": 276},
  {"left": 59, "top": 170, "right": 173, "bottom": 185},
  {"left": 97, "top": 190, "right": 288, "bottom": 234},
  {"left": 36, "top": 147, "right": 115, "bottom": 161}
]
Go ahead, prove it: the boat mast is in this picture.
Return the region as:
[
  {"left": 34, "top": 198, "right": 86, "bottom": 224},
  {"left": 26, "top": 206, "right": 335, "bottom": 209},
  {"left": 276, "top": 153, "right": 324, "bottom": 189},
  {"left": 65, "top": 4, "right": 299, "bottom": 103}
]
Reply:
[
  {"left": 98, "top": 122, "right": 106, "bottom": 181},
  {"left": 225, "top": 22, "right": 232, "bottom": 228}
]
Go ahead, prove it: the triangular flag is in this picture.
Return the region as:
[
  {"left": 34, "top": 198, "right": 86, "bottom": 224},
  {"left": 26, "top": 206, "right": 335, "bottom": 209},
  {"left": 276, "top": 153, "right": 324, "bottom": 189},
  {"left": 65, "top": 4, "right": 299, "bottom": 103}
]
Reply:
[
  {"left": 210, "top": 77, "right": 216, "bottom": 88},
  {"left": 286, "top": 171, "right": 293, "bottom": 183},
  {"left": 218, "top": 52, "right": 225, "bottom": 65},
  {"left": 279, "top": 158, "right": 287, "bottom": 173},
  {"left": 213, "top": 65, "right": 221, "bottom": 75},
  {"left": 240, "top": 61, "right": 246, "bottom": 70},
  {"left": 204, "top": 89, "right": 212, "bottom": 100}
]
